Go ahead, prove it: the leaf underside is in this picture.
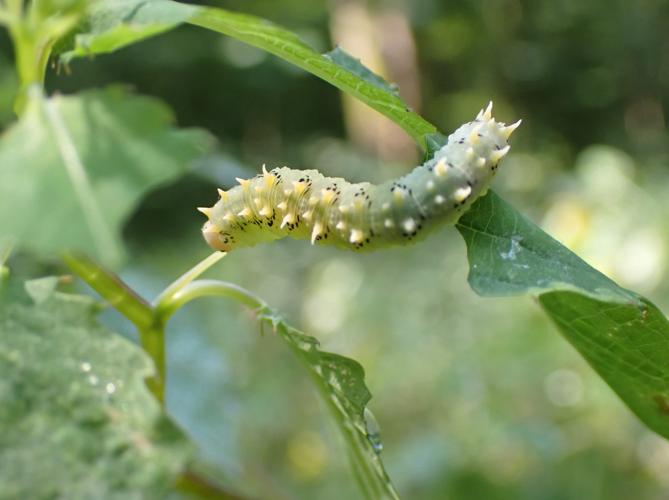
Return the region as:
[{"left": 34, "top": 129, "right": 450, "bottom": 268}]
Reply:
[
  {"left": 0, "top": 87, "right": 211, "bottom": 265},
  {"left": 0, "top": 289, "right": 193, "bottom": 499}
]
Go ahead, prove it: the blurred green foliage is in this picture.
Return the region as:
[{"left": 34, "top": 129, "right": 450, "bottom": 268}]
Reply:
[
  {"left": 0, "top": 87, "right": 211, "bottom": 263},
  {"left": 2, "top": 1, "right": 669, "bottom": 499}
]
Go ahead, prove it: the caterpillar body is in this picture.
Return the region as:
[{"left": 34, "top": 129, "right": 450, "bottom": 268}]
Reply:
[{"left": 199, "top": 103, "right": 520, "bottom": 252}]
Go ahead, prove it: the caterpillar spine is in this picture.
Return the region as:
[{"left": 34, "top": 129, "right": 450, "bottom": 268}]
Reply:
[{"left": 199, "top": 102, "right": 520, "bottom": 252}]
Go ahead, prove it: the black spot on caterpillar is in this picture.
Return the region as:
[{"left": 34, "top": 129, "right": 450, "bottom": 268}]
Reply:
[{"left": 199, "top": 102, "right": 520, "bottom": 252}]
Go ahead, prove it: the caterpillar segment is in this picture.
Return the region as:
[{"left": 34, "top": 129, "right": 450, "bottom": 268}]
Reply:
[{"left": 199, "top": 102, "right": 520, "bottom": 252}]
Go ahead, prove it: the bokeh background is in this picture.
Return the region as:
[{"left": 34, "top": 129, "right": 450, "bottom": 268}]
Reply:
[{"left": 3, "top": 1, "right": 669, "bottom": 498}]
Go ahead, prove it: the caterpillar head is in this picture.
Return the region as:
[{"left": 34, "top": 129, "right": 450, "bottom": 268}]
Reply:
[{"left": 201, "top": 219, "right": 231, "bottom": 252}]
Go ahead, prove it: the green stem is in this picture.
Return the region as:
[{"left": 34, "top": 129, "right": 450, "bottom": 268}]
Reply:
[
  {"left": 4, "top": 0, "right": 83, "bottom": 113},
  {"left": 62, "top": 252, "right": 154, "bottom": 330},
  {"left": 153, "top": 251, "right": 227, "bottom": 308},
  {"left": 8, "top": 19, "right": 48, "bottom": 113},
  {"left": 62, "top": 252, "right": 165, "bottom": 402},
  {"left": 64, "top": 252, "right": 231, "bottom": 406},
  {"left": 9, "top": 22, "right": 37, "bottom": 89},
  {"left": 156, "top": 279, "right": 266, "bottom": 322},
  {"left": 138, "top": 320, "right": 166, "bottom": 404}
]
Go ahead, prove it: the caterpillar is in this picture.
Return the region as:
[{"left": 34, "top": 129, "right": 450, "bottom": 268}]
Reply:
[{"left": 198, "top": 102, "right": 520, "bottom": 252}]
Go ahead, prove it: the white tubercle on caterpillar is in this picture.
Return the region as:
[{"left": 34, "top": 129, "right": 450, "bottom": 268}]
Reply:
[{"left": 199, "top": 102, "right": 520, "bottom": 252}]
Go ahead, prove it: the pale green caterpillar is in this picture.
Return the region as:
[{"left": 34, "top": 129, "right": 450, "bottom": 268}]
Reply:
[{"left": 199, "top": 103, "right": 520, "bottom": 252}]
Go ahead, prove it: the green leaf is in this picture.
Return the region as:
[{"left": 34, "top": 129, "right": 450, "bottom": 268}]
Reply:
[
  {"left": 456, "top": 192, "right": 636, "bottom": 303},
  {"left": 258, "top": 308, "right": 399, "bottom": 500},
  {"left": 324, "top": 47, "right": 400, "bottom": 97},
  {"left": 0, "top": 87, "right": 212, "bottom": 264},
  {"left": 188, "top": 6, "right": 434, "bottom": 148},
  {"left": 0, "top": 290, "right": 194, "bottom": 499},
  {"left": 457, "top": 192, "right": 669, "bottom": 439},
  {"left": 423, "top": 132, "right": 449, "bottom": 160},
  {"left": 60, "top": 1, "right": 435, "bottom": 148},
  {"left": 59, "top": 0, "right": 198, "bottom": 62},
  {"left": 538, "top": 292, "right": 669, "bottom": 439}
]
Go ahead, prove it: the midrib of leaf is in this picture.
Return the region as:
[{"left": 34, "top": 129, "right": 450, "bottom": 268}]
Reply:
[{"left": 40, "top": 91, "right": 121, "bottom": 264}]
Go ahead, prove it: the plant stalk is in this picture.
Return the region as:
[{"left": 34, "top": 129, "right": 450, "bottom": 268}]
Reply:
[
  {"left": 138, "top": 320, "right": 166, "bottom": 404},
  {"left": 156, "top": 279, "right": 265, "bottom": 323},
  {"left": 62, "top": 252, "right": 154, "bottom": 330},
  {"left": 64, "top": 252, "right": 234, "bottom": 405}
]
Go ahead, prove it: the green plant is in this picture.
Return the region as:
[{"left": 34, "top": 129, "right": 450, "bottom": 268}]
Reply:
[{"left": 1, "top": 1, "right": 668, "bottom": 499}]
